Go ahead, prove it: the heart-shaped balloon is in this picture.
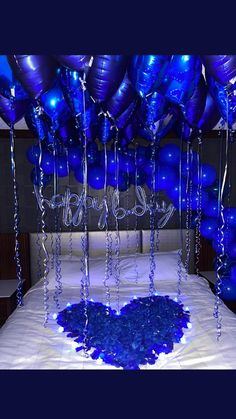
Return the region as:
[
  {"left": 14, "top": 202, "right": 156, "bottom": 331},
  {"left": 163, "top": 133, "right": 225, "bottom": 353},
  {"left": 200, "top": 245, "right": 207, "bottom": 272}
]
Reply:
[
  {"left": 183, "top": 74, "right": 207, "bottom": 127},
  {"left": 201, "top": 55, "right": 236, "bottom": 86},
  {"left": 8, "top": 55, "right": 57, "bottom": 99},
  {"left": 25, "top": 102, "right": 51, "bottom": 141},
  {"left": 0, "top": 93, "right": 29, "bottom": 126},
  {"left": 197, "top": 92, "right": 221, "bottom": 133},
  {"left": 140, "top": 91, "right": 167, "bottom": 128},
  {"left": 207, "top": 73, "right": 236, "bottom": 127},
  {"left": 54, "top": 55, "right": 91, "bottom": 73},
  {"left": 57, "top": 295, "right": 190, "bottom": 370},
  {"left": 86, "top": 55, "right": 128, "bottom": 102}
]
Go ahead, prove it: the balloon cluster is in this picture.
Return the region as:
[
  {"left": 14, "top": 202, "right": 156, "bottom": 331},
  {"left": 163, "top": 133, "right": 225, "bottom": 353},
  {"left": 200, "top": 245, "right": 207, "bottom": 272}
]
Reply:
[{"left": 1, "top": 55, "right": 236, "bottom": 300}]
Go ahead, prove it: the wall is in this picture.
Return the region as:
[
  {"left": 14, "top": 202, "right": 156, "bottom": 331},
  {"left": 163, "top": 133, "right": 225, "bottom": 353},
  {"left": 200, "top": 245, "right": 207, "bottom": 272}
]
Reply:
[{"left": 0, "top": 131, "right": 235, "bottom": 233}]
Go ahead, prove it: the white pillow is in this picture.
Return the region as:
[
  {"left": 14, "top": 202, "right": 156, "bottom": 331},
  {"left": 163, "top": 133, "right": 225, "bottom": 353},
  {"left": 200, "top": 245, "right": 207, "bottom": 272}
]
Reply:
[{"left": 46, "top": 250, "right": 186, "bottom": 289}]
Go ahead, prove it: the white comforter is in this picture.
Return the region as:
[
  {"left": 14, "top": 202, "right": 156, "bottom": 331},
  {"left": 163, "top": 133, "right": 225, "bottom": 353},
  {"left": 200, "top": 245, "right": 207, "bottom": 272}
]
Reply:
[{"left": 0, "top": 275, "right": 236, "bottom": 369}]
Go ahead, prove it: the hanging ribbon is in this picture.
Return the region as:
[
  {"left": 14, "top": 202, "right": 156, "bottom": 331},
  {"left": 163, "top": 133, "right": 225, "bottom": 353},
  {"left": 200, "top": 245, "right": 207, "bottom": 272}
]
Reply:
[
  {"left": 114, "top": 129, "right": 121, "bottom": 313},
  {"left": 134, "top": 145, "right": 139, "bottom": 285},
  {"left": 184, "top": 140, "right": 193, "bottom": 278},
  {"left": 103, "top": 142, "right": 111, "bottom": 308},
  {"left": 195, "top": 135, "right": 203, "bottom": 277},
  {"left": 10, "top": 125, "right": 23, "bottom": 307},
  {"left": 177, "top": 127, "right": 184, "bottom": 301},
  {"left": 149, "top": 136, "right": 157, "bottom": 296}
]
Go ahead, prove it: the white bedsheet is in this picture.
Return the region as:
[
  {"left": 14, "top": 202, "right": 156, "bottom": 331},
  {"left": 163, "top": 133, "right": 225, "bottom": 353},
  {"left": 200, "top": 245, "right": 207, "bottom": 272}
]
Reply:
[{"left": 0, "top": 275, "right": 236, "bottom": 369}]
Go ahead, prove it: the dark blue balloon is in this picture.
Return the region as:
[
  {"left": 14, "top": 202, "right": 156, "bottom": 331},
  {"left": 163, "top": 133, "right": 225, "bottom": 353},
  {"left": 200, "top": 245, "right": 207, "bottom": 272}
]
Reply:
[
  {"left": 57, "top": 116, "right": 79, "bottom": 144},
  {"left": 163, "top": 55, "right": 202, "bottom": 106},
  {"left": 136, "top": 146, "right": 148, "bottom": 166},
  {"left": 128, "top": 55, "right": 170, "bottom": 97},
  {"left": 100, "top": 150, "right": 117, "bottom": 174},
  {"left": 108, "top": 172, "right": 128, "bottom": 191},
  {"left": 183, "top": 74, "right": 207, "bottom": 127},
  {"left": 228, "top": 241, "right": 236, "bottom": 259},
  {"left": 202, "top": 197, "right": 219, "bottom": 218},
  {"left": 41, "top": 79, "right": 71, "bottom": 131},
  {"left": 159, "top": 143, "right": 180, "bottom": 166},
  {"left": 207, "top": 74, "right": 236, "bottom": 127},
  {"left": 30, "top": 167, "right": 51, "bottom": 186},
  {"left": 55, "top": 55, "right": 91, "bottom": 72},
  {"left": 181, "top": 150, "right": 198, "bottom": 177},
  {"left": 25, "top": 103, "right": 50, "bottom": 141},
  {"left": 191, "top": 188, "right": 209, "bottom": 211},
  {"left": 224, "top": 208, "right": 236, "bottom": 228},
  {"left": 41, "top": 151, "right": 54, "bottom": 175},
  {"left": 122, "top": 120, "right": 138, "bottom": 143},
  {"left": 88, "top": 166, "right": 105, "bottom": 189},
  {"left": 0, "top": 55, "right": 28, "bottom": 100},
  {"left": 143, "top": 159, "right": 156, "bottom": 176},
  {"left": 98, "top": 114, "right": 114, "bottom": 144},
  {"left": 129, "top": 170, "right": 146, "bottom": 186},
  {"left": 212, "top": 229, "right": 235, "bottom": 254},
  {"left": 77, "top": 100, "right": 99, "bottom": 141},
  {"left": 68, "top": 146, "right": 82, "bottom": 169},
  {"left": 106, "top": 72, "right": 136, "bottom": 119},
  {"left": 146, "top": 165, "right": 178, "bottom": 192},
  {"left": 218, "top": 276, "right": 236, "bottom": 300},
  {"left": 26, "top": 144, "right": 41, "bottom": 165},
  {"left": 230, "top": 265, "right": 236, "bottom": 281},
  {"left": 87, "top": 55, "right": 127, "bottom": 102},
  {"left": 0, "top": 93, "right": 29, "bottom": 126},
  {"left": 74, "top": 163, "right": 84, "bottom": 184},
  {"left": 56, "top": 155, "right": 69, "bottom": 177},
  {"left": 140, "top": 91, "right": 167, "bottom": 128},
  {"left": 202, "top": 55, "right": 236, "bottom": 86},
  {"left": 197, "top": 92, "right": 221, "bottom": 133},
  {"left": 200, "top": 217, "right": 218, "bottom": 240},
  {"left": 119, "top": 153, "right": 136, "bottom": 174},
  {"left": 60, "top": 67, "right": 85, "bottom": 116},
  {"left": 116, "top": 98, "right": 138, "bottom": 129},
  {"left": 87, "top": 142, "right": 99, "bottom": 165},
  {"left": 192, "top": 163, "right": 217, "bottom": 188}
]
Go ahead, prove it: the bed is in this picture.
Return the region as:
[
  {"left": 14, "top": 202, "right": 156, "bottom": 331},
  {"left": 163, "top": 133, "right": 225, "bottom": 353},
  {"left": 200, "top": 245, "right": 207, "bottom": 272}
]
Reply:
[{"left": 0, "top": 229, "right": 236, "bottom": 369}]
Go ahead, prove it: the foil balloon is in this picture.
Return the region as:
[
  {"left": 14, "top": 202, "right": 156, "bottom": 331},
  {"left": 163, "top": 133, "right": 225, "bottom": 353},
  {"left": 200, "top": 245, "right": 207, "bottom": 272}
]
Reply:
[
  {"left": 122, "top": 119, "right": 138, "bottom": 143},
  {"left": 0, "top": 55, "right": 28, "bottom": 100},
  {"left": 197, "top": 92, "right": 221, "bottom": 132},
  {"left": 140, "top": 91, "right": 167, "bottom": 128},
  {"left": 98, "top": 113, "right": 114, "bottom": 144},
  {"left": 77, "top": 100, "right": 99, "bottom": 141},
  {"left": 116, "top": 98, "right": 138, "bottom": 129},
  {"left": 86, "top": 55, "right": 128, "bottom": 102},
  {"left": 40, "top": 80, "right": 71, "bottom": 132},
  {"left": 57, "top": 116, "right": 79, "bottom": 144},
  {"left": 0, "top": 93, "right": 29, "bottom": 126},
  {"left": 163, "top": 55, "right": 202, "bottom": 106},
  {"left": 201, "top": 55, "right": 236, "bottom": 86},
  {"left": 8, "top": 55, "right": 57, "bottom": 100},
  {"left": 105, "top": 73, "right": 136, "bottom": 119},
  {"left": 25, "top": 102, "right": 51, "bottom": 141},
  {"left": 54, "top": 55, "right": 91, "bottom": 73},
  {"left": 183, "top": 74, "right": 207, "bottom": 127},
  {"left": 206, "top": 73, "right": 236, "bottom": 127},
  {"left": 26, "top": 144, "right": 41, "bottom": 165},
  {"left": 128, "top": 55, "right": 170, "bottom": 97},
  {"left": 41, "top": 151, "right": 54, "bottom": 175}
]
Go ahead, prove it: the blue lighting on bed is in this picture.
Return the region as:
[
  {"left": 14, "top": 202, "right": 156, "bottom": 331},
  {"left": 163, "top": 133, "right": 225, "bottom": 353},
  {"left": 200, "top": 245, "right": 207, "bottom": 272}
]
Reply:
[{"left": 56, "top": 295, "right": 190, "bottom": 369}]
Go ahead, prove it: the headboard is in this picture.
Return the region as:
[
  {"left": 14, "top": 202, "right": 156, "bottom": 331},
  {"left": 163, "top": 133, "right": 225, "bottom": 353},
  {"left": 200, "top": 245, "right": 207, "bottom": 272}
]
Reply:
[{"left": 29, "top": 229, "right": 195, "bottom": 285}]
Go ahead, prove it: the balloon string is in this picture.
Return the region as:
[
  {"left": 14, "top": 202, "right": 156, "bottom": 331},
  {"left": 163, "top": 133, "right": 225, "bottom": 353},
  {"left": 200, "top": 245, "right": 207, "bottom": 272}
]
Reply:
[
  {"left": 214, "top": 96, "right": 229, "bottom": 340},
  {"left": 177, "top": 129, "right": 184, "bottom": 301},
  {"left": 149, "top": 138, "right": 157, "bottom": 296},
  {"left": 103, "top": 142, "right": 111, "bottom": 308},
  {"left": 38, "top": 136, "right": 50, "bottom": 326},
  {"left": 184, "top": 140, "right": 192, "bottom": 278},
  {"left": 126, "top": 165, "right": 130, "bottom": 255},
  {"left": 114, "top": 132, "right": 121, "bottom": 312},
  {"left": 134, "top": 145, "right": 139, "bottom": 285},
  {"left": 10, "top": 125, "right": 23, "bottom": 307},
  {"left": 195, "top": 135, "right": 203, "bottom": 277},
  {"left": 36, "top": 208, "right": 43, "bottom": 282}
]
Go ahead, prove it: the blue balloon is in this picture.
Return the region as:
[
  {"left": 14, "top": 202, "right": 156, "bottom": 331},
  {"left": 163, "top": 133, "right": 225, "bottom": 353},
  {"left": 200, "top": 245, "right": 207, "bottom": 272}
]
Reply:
[
  {"left": 223, "top": 208, "right": 236, "bottom": 228},
  {"left": 100, "top": 150, "right": 117, "bottom": 174},
  {"left": 168, "top": 184, "right": 209, "bottom": 212},
  {"left": 159, "top": 143, "right": 180, "bottom": 166},
  {"left": 192, "top": 163, "right": 217, "bottom": 188},
  {"left": 140, "top": 91, "right": 167, "bottom": 128},
  {"left": 207, "top": 73, "right": 236, "bottom": 127},
  {"left": 202, "top": 197, "right": 219, "bottom": 218},
  {"left": 0, "top": 55, "right": 28, "bottom": 100},
  {"left": 106, "top": 72, "right": 136, "bottom": 119},
  {"left": 74, "top": 163, "right": 84, "bottom": 184},
  {"left": 181, "top": 150, "right": 198, "bottom": 177},
  {"left": 88, "top": 166, "right": 105, "bottom": 189},
  {"left": 87, "top": 55, "right": 127, "bottom": 102},
  {"left": 98, "top": 114, "right": 114, "bottom": 144},
  {"left": 77, "top": 100, "right": 99, "bottom": 141},
  {"left": 116, "top": 98, "right": 138, "bottom": 129},
  {"left": 60, "top": 67, "right": 85, "bottom": 116},
  {"left": 163, "top": 55, "right": 202, "bottom": 106},
  {"left": 87, "top": 142, "right": 99, "bottom": 165},
  {"left": 25, "top": 103, "right": 50, "bottom": 142},
  {"left": 119, "top": 153, "right": 136, "bottom": 174},
  {"left": 191, "top": 188, "right": 209, "bottom": 211},
  {"left": 128, "top": 55, "right": 170, "bottom": 97},
  {"left": 202, "top": 55, "right": 236, "bottom": 86},
  {"left": 41, "top": 79, "right": 71, "bottom": 132},
  {"left": 68, "top": 146, "right": 82, "bottom": 169},
  {"left": 108, "top": 172, "right": 128, "bottom": 191},
  {"left": 197, "top": 92, "right": 221, "bottom": 133},
  {"left": 41, "top": 151, "right": 54, "bottom": 175},
  {"left": 136, "top": 146, "right": 148, "bottom": 166},
  {"left": 218, "top": 276, "right": 236, "bottom": 300},
  {"left": 183, "top": 74, "right": 207, "bottom": 128},
  {"left": 230, "top": 264, "right": 236, "bottom": 281},
  {"left": 212, "top": 229, "right": 235, "bottom": 254},
  {"left": 228, "top": 241, "right": 236, "bottom": 259},
  {"left": 130, "top": 170, "right": 146, "bottom": 186},
  {"left": 200, "top": 217, "right": 218, "bottom": 240},
  {"left": 56, "top": 155, "right": 69, "bottom": 177},
  {"left": 146, "top": 165, "right": 178, "bottom": 192},
  {"left": 26, "top": 144, "right": 41, "bottom": 165},
  {"left": 143, "top": 159, "right": 156, "bottom": 176},
  {"left": 57, "top": 116, "right": 79, "bottom": 144},
  {"left": 30, "top": 167, "right": 51, "bottom": 187}
]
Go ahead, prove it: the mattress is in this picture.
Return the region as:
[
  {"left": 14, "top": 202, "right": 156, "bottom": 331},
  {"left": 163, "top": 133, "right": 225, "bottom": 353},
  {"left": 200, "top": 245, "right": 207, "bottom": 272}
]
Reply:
[{"left": 0, "top": 263, "right": 236, "bottom": 369}]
